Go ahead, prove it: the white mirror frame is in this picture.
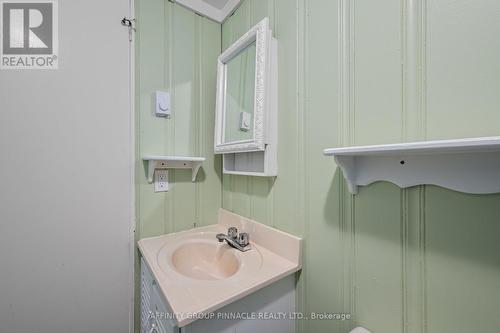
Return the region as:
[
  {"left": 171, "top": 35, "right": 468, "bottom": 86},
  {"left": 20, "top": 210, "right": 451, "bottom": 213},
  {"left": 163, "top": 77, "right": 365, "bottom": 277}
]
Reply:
[{"left": 214, "top": 17, "right": 272, "bottom": 154}]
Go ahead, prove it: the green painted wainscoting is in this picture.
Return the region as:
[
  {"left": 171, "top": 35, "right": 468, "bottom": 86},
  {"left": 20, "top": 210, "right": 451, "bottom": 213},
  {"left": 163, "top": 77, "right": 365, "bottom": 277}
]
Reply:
[
  {"left": 135, "top": 0, "right": 500, "bottom": 333},
  {"left": 134, "top": 1, "right": 222, "bottom": 331},
  {"left": 221, "top": 1, "right": 500, "bottom": 333}
]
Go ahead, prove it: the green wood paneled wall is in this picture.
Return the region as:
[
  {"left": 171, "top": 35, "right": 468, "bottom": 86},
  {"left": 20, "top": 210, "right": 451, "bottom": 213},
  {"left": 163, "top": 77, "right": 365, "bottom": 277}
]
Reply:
[
  {"left": 135, "top": 1, "right": 500, "bottom": 333},
  {"left": 222, "top": 1, "right": 500, "bottom": 333},
  {"left": 134, "top": 1, "right": 221, "bottom": 331}
]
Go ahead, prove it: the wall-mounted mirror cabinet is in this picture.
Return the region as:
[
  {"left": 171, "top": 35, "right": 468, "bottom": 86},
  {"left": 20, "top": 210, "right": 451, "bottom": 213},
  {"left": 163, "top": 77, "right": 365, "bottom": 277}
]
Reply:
[{"left": 214, "top": 17, "right": 278, "bottom": 176}]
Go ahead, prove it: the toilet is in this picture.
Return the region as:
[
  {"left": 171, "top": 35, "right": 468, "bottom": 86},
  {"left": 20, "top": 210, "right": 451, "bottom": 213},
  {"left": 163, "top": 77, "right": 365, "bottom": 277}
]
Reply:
[{"left": 350, "top": 327, "right": 371, "bottom": 333}]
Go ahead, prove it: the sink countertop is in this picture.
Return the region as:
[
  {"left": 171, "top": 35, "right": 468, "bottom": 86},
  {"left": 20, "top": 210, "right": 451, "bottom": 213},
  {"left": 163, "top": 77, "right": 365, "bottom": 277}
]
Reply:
[{"left": 138, "top": 208, "right": 302, "bottom": 327}]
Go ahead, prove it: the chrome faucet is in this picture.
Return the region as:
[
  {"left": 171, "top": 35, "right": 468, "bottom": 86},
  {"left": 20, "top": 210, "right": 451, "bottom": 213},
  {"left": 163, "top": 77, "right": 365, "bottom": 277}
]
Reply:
[{"left": 216, "top": 227, "right": 251, "bottom": 252}]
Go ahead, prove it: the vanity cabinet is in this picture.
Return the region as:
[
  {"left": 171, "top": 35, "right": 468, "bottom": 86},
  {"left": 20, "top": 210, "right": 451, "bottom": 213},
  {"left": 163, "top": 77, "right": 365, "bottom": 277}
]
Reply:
[
  {"left": 141, "top": 258, "right": 296, "bottom": 333},
  {"left": 141, "top": 258, "right": 177, "bottom": 333}
]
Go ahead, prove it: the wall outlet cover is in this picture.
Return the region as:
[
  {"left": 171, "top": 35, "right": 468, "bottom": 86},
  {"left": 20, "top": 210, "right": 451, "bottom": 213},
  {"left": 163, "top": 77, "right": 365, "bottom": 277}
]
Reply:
[{"left": 154, "top": 169, "right": 169, "bottom": 192}]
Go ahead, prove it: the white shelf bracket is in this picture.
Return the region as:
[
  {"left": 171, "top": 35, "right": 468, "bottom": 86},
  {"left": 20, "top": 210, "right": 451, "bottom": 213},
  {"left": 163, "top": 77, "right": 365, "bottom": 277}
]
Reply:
[
  {"left": 334, "top": 155, "right": 358, "bottom": 194},
  {"left": 146, "top": 160, "right": 158, "bottom": 184},
  {"left": 192, "top": 161, "right": 203, "bottom": 182}
]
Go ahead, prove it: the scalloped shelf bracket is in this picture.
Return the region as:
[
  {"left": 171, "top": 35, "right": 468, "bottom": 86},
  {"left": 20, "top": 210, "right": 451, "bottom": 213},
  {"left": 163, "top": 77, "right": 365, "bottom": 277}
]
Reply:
[
  {"left": 324, "top": 137, "right": 500, "bottom": 195},
  {"left": 143, "top": 156, "right": 206, "bottom": 183}
]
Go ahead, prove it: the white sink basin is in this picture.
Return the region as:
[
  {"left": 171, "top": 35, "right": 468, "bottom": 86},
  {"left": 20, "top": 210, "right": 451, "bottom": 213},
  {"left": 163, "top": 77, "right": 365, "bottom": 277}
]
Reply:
[
  {"left": 138, "top": 209, "right": 302, "bottom": 327},
  {"left": 156, "top": 231, "right": 263, "bottom": 282},
  {"left": 171, "top": 241, "right": 240, "bottom": 280}
]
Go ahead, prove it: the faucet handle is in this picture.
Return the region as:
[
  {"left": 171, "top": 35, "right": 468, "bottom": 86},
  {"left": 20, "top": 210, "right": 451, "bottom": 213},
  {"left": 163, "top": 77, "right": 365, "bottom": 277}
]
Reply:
[
  {"left": 239, "top": 232, "right": 249, "bottom": 247},
  {"left": 227, "top": 227, "right": 238, "bottom": 239}
]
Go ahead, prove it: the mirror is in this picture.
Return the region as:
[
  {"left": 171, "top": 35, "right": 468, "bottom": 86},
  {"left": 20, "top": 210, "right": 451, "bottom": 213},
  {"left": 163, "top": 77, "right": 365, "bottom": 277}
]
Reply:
[
  {"left": 224, "top": 41, "right": 256, "bottom": 143},
  {"left": 214, "top": 18, "right": 273, "bottom": 154}
]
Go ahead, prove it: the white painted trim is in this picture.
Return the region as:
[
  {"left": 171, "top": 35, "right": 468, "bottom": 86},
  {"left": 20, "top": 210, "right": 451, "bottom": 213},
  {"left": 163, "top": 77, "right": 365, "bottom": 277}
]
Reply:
[
  {"left": 214, "top": 17, "right": 271, "bottom": 154},
  {"left": 219, "top": 0, "right": 241, "bottom": 21},
  {"left": 324, "top": 136, "right": 500, "bottom": 155},
  {"left": 324, "top": 136, "right": 500, "bottom": 194},
  {"left": 128, "top": 0, "right": 135, "bottom": 332},
  {"left": 174, "top": 0, "right": 241, "bottom": 23}
]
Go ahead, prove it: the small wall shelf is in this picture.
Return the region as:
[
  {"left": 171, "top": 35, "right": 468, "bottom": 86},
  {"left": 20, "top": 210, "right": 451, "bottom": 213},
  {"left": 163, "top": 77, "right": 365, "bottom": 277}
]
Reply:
[
  {"left": 143, "top": 156, "right": 206, "bottom": 183},
  {"left": 323, "top": 136, "right": 500, "bottom": 194}
]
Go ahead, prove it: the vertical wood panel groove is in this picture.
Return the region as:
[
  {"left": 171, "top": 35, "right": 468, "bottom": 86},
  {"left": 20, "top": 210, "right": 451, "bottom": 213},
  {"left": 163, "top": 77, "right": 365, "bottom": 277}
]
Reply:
[
  {"left": 417, "top": 4, "right": 427, "bottom": 323},
  {"left": 339, "top": 0, "right": 355, "bottom": 148},
  {"left": 350, "top": 193, "right": 356, "bottom": 330},
  {"left": 297, "top": 0, "right": 308, "bottom": 332},
  {"left": 420, "top": 186, "right": 427, "bottom": 333},
  {"left": 338, "top": 1, "right": 346, "bottom": 327},
  {"left": 420, "top": 0, "right": 427, "bottom": 141},
  {"left": 403, "top": 0, "right": 427, "bottom": 142},
  {"left": 339, "top": 1, "right": 356, "bottom": 330},
  {"left": 168, "top": 3, "right": 175, "bottom": 233},
  {"left": 349, "top": 2, "right": 355, "bottom": 148},
  {"left": 401, "top": 188, "right": 409, "bottom": 333},
  {"left": 296, "top": 0, "right": 307, "bottom": 236},
  {"left": 270, "top": 0, "right": 277, "bottom": 229},
  {"left": 136, "top": 0, "right": 141, "bottom": 239},
  {"left": 164, "top": 0, "right": 171, "bottom": 234},
  {"left": 268, "top": 0, "right": 276, "bottom": 230},
  {"left": 194, "top": 15, "right": 202, "bottom": 227},
  {"left": 247, "top": 0, "right": 254, "bottom": 221},
  {"left": 338, "top": 175, "right": 347, "bottom": 332},
  {"left": 402, "top": 1, "right": 428, "bottom": 332},
  {"left": 244, "top": 0, "right": 251, "bottom": 218},
  {"left": 401, "top": 0, "right": 408, "bottom": 141},
  {"left": 401, "top": 2, "right": 410, "bottom": 332},
  {"left": 339, "top": 1, "right": 355, "bottom": 330}
]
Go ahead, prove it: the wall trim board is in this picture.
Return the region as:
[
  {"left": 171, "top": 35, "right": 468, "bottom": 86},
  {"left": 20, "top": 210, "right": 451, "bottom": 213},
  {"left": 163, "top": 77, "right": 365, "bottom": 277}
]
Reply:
[{"left": 129, "top": 0, "right": 137, "bottom": 330}]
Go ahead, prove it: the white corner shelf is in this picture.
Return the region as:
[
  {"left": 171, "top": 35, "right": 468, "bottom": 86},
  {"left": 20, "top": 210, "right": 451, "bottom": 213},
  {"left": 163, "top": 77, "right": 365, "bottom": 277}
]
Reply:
[
  {"left": 323, "top": 136, "right": 500, "bottom": 194},
  {"left": 143, "top": 156, "right": 206, "bottom": 183}
]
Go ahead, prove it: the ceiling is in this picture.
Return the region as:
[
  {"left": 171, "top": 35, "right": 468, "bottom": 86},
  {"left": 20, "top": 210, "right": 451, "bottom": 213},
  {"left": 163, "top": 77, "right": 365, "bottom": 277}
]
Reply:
[
  {"left": 203, "top": 0, "right": 229, "bottom": 10},
  {"left": 175, "top": 0, "right": 242, "bottom": 23}
]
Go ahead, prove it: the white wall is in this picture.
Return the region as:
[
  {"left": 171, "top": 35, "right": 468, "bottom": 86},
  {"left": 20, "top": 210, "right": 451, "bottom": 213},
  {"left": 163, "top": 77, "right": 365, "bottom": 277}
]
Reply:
[{"left": 0, "top": 1, "right": 133, "bottom": 332}]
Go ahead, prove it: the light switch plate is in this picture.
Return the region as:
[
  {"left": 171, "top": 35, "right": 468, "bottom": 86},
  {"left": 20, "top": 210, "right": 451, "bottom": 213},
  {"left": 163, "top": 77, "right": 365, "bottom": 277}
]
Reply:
[
  {"left": 155, "top": 91, "right": 171, "bottom": 117},
  {"left": 239, "top": 111, "right": 251, "bottom": 132}
]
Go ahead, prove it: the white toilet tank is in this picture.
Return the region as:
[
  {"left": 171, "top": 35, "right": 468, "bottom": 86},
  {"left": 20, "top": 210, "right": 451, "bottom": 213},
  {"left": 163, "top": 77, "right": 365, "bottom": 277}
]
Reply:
[{"left": 350, "top": 327, "right": 371, "bottom": 333}]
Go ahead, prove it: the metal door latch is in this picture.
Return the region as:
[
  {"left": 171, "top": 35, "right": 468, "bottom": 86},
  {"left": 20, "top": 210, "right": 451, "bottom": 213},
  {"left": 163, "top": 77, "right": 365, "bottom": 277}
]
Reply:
[{"left": 121, "top": 17, "right": 136, "bottom": 41}]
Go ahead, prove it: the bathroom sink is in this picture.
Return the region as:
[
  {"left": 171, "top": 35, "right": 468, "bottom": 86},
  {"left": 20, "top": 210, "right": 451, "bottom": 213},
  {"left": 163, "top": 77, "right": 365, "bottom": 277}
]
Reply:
[
  {"left": 138, "top": 209, "right": 302, "bottom": 327},
  {"left": 155, "top": 231, "right": 263, "bottom": 283},
  {"left": 170, "top": 241, "right": 240, "bottom": 280}
]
